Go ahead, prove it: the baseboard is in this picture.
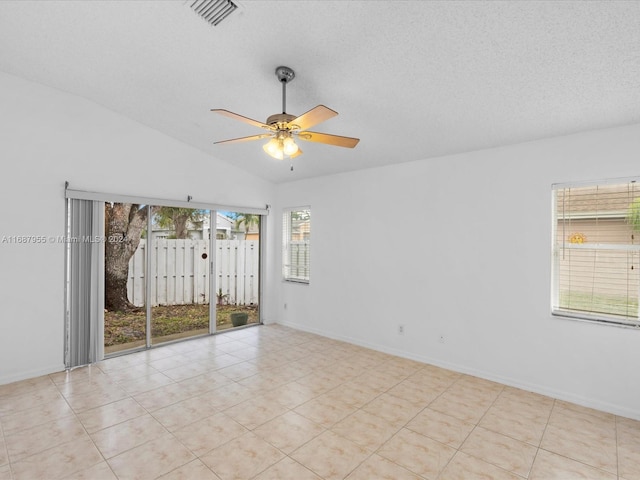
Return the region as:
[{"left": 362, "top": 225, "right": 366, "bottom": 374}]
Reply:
[
  {"left": 277, "top": 320, "right": 640, "bottom": 421},
  {"left": 0, "top": 363, "right": 65, "bottom": 386}
]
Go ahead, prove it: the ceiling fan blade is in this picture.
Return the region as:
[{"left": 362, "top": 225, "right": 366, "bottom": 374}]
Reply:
[
  {"left": 291, "top": 148, "right": 302, "bottom": 159},
  {"left": 297, "top": 131, "right": 360, "bottom": 148},
  {"left": 214, "top": 133, "right": 273, "bottom": 145},
  {"left": 290, "top": 105, "right": 338, "bottom": 131},
  {"left": 211, "top": 109, "right": 273, "bottom": 130}
]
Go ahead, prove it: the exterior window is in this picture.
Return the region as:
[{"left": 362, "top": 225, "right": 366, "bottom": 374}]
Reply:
[
  {"left": 552, "top": 179, "right": 640, "bottom": 326},
  {"left": 283, "top": 207, "right": 310, "bottom": 283}
]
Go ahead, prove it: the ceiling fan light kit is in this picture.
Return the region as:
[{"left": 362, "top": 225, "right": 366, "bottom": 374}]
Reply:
[{"left": 212, "top": 66, "right": 359, "bottom": 167}]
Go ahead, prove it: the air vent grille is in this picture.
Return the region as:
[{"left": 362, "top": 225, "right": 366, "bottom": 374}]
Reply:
[{"left": 189, "top": 0, "right": 238, "bottom": 27}]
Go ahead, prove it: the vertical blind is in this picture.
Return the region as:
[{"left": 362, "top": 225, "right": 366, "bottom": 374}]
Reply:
[
  {"left": 552, "top": 180, "right": 640, "bottom": 326},
  {"left": 65, "top": 199, "right": 104, "bottom": 368}
]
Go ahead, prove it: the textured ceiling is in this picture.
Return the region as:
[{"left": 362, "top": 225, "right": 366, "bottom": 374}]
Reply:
[{"left": 1, "top": 0, "right": 639, "bottom": 183}]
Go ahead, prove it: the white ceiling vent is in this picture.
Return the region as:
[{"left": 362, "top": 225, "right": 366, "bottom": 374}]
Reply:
[{"left": 189, "top": 0, "right": 238, "bottom": 27}]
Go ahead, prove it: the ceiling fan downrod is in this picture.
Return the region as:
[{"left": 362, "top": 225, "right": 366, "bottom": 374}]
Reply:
[{"left": 275, "top": 66, "right": 295, "bottom": 114}]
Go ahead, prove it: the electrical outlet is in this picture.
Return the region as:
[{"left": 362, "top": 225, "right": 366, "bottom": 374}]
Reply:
[
  {"left": 398, "top": 324, "right": 405, "bottom": 335},
  {"left": 438, "top": 335, "right": 445, "bottom": 344}
]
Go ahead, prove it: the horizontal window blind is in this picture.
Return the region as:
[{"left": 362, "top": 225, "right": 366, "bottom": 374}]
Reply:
[
  {"left": 283, "top": 207, "right": 310, "bottom": 283},
  {"left": 552, "top": 179, "right": 640, "bottom": 326}
]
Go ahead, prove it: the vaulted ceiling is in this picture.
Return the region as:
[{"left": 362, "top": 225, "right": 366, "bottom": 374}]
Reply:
[{"left": 1, "top": 1, "right": 639, "bottom": 183}]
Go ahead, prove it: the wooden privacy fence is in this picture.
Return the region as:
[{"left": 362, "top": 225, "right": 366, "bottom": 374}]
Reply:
[{"left": 127, "top": 239, "right": 259, "bottom": 307}]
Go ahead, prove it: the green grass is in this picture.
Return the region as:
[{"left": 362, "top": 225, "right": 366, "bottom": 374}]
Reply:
[
  {"left": 559, "top": 291, "right": 638, "bottom": 318},
  {"left": 104, "top": 304, "right": 258, "bottom": 346}
]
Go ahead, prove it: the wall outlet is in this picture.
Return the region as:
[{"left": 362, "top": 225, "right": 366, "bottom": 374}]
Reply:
[
  {"left": 438, "top": 335, "right": 445, "bottom": 344},
  {"left": 398, "top": 324, "right": 405, "bottom": 335}
]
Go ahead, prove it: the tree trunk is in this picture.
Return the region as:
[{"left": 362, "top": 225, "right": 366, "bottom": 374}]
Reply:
[
  {"left": 173, "top": 214, "right": 189, "bottom": 239},
  {"left": 104, "top": 203, "right": 149, "bottom": 312}
]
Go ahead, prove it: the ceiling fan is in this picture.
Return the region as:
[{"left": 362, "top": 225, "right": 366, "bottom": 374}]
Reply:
[{"left": 211, "top": 66, "right": 359, "bottom": 162}]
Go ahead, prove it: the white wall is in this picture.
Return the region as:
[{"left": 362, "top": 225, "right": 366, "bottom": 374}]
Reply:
[
  {"left": 275, "top": 122, "right": 640, "bottom": 420},
  {"left": 0, "top": 72, "right": 276, "bottom": 384}
]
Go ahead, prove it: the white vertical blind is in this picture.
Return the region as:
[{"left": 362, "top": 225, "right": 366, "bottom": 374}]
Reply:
[
  {"left": 552, "top": 179, "right": 640, "bottom": 326},
  {"left": 65, "top": 199, "right": 104, "bottom": 368}
]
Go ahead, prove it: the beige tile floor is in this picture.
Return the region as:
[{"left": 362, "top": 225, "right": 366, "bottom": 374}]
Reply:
[{"left": 1, "top": 324, "right": 639, "bottom": 480}]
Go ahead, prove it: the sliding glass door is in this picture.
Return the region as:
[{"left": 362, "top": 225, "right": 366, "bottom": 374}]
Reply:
[
  {"left": 104, "top": 203, "right": 149, "bottom": 354},
  {"left": 150, "top": 207, "right": 212, "bottom": 345},
  {"left": 102, "top": 204, "right": 263, "bottom": 355},
  {"left": 65, "top": 188, "right": 266, "bottom": 362},
  {"left": 215, "top": 211, "right": 261, "bottom": 331}
]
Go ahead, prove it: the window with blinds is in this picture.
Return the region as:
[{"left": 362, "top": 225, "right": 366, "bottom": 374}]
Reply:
[
  {"left": 283, "top": 207, "right": 310, "bottom": 283},
  {"left": 552, "top": 179, "right": 640, "bottom": 326}
]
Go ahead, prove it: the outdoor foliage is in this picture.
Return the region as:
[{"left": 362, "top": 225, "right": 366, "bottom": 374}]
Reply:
[
  {"left": 233, "top": 212, "right": 260, "bottom": 235},
  {"left": 104, "top": 203, "right": 154, "bottom": 312},
  {"left": 154, "top": 207, "right": 206, "bottom": 239},
  {"left": 104, "top": 304, "right": 258, "bottom": 346},
  {"left": 627, "top": 198, "right": 640, "bottom": 231}
]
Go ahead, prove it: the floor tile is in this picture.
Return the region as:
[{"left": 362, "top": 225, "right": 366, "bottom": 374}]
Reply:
[
  {"left": 345, "top": 453, "right": 423, "bottom": 480},
  {"left": 0, "top": 376, "right": 55, "bottom": 400},
  {"left": 439, "top": 451, "right": 522, "bottom": 480},
  {"left": 116, "top": 372, "right": 174, "bottom": 396},
  {"left": 253, "top": 457, "right": 322, "bottom": 480},
  {"left": 10, "top": 437, "right": 103, "bottom": 480},
  {"left": 376, "top": 427, "right": 456, "bottom": 478},
  {"left": 330, "top": 409, "right": 397, "bottom": 450},
  {"left": 429, "top": 390, "right": 494, "bottom": 424},
  {"left": 540, "top": 422, "right": 617, "bottom": 474},
  {"left": 172, "top": 412, "right": 247, "bottom": 456},
  {"left": 0, "top": 465, "right": 10, "bottom": 480},
  {"left": 386, "top": 377, "right": 441, "bottom": 406},
  {"left": 0, "top": 385, "right": 64, "bottom": 417},
  {"left": 479, "top": 403, "right": 548, "bottom": 445},
  {"left": 361, "top": 392, "right": 424, "bottom": 428},
  {"left": 5, "top": 415, "right": 87, "bottom": 462},
  {"left": 1, "top": 325, "right": 637, "bottom": 480},
  {"left": 406, "top": 407, "right": 475, "bottom": 448},
  {"left": 76, "top": 397, "right": 147, "bottom": 433},
  {"left": 1, "top": 396, "right": 75, "bottom": 436},
  {"left": 64, "top": 385, "right": 130, "bottom": 413},
  {"left": 260, "top": 381, "right": 318, "bottom": 409},
  {"left": 253, "top": 411, "right": 325, "bottom": 454},
  {"left": 294, "top": 394, "right": 358, "bottom": 428},
  {"left": 194, "top": 382, "right": 252, "bottom": 410},
  {"left": 321, "top": 382, "right": 380, "bottom": 408},
  {"left": 200, "top": 432, "right": 285, "bottom": 480},
  {"left": 618, "top": 443, "right": 640, "bottom": 480},
  {"left": 90, "top": 414, "right": 168, "bottom": 459},
  {"left": 0, "top": 437, "right": 8, "bottom": 468},
  {"left": 106, "top": 434, "right": 195, "bottom": 480},
  {"left": 157, "top": 459, "right": 221, "bottom": 480},
  {"left": 290, "top": 430, "right": 371, "bottom": 480},
  {"left": 151, "top": 395, "right": 217, "bottom": 432},
  {"left": 460, "top": 426, "right": 537, "bottom": 477},
  {"left": 529, "top": 449, "right": 617, "bottom": 479},
  {"left": 62, "top": 461, "right": 118, "bottom": 480}
]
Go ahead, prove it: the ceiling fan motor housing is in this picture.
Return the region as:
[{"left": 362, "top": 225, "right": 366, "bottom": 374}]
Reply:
[{"left": 266, "top": 113, "right": 297, "bottom": 130}]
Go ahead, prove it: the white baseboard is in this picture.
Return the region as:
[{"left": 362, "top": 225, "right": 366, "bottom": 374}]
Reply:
[
  {"left": 277, "top": 320, "right": 640, "bottom": 421},
  {"left": 0, "top": 363, "right": 65, "bottom": 386}
]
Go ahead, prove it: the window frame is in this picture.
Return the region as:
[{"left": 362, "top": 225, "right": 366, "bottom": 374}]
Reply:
[
  {"left": 551, "top": 176, "right": 640, "bottom": 328},
  {"left": 282, "top": 206, "right": 311, "bottom": 284}
]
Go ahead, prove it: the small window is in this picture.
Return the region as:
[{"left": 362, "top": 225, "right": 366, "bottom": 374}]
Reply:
[
  {"left": 283, "top": 207, "right": 310, "bottom": 283},
  {"left": 552, "top": 178, "right": 640, "bottom": 327}
]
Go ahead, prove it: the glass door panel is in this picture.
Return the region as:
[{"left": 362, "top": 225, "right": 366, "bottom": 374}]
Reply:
[
  {"left": 104, "top": 203, "right": 149, "bottom": 354},
  {"left": 150, "top": 207, "right": 211, "bottom": 345},
  {"left": 215, "top": 211, "right": 260, "bottom": 331}
]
